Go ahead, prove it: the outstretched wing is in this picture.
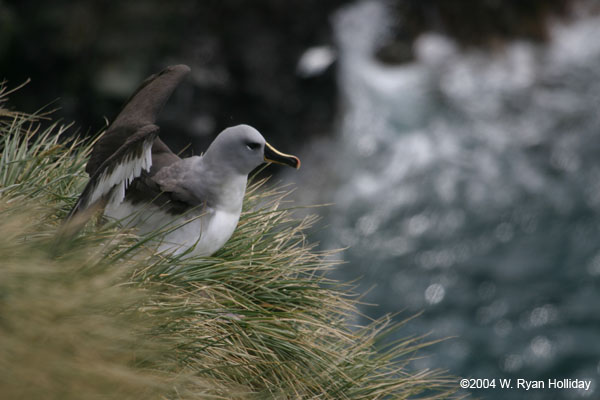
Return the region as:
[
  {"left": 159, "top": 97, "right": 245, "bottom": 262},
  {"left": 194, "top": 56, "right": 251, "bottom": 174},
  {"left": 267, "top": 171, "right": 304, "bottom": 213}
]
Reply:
[
  {"left": 67, "top": 64, "right": 191, "bottom": 220},
  {"left": 86, "top": 64, "right": 191, "bottom": 176}
]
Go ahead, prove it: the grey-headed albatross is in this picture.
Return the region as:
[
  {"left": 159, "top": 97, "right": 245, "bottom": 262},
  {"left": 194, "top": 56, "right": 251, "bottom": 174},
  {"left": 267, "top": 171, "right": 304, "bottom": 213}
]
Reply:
[{"left": 68, "top": 64, "right": 300, "bottom": 257}]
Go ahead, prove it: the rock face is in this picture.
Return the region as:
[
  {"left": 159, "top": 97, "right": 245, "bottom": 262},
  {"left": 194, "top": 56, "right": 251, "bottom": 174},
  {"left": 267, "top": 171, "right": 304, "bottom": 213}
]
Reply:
[{"left": 0, "top": 0, "right": 578, "bottom": 152}]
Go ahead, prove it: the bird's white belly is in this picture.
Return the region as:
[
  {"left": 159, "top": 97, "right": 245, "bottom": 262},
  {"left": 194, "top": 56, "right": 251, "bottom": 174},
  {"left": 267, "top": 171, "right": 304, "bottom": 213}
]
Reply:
[{"left": 105, "top": 201, "right": 241, "bottom": 257}]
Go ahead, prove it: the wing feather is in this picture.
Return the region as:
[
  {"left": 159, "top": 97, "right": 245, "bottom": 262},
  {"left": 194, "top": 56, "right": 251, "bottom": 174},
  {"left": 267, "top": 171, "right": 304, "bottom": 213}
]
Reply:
[
  {"left": 123, "top": 171, "right": 200, "bottom": 215},
  {"left": 67, "top": 124, "right": 158, "bottom": 219}
]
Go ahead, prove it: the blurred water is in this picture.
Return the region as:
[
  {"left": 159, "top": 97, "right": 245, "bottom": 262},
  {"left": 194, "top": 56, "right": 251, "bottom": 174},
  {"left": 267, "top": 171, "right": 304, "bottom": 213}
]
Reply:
[{"left": 303, "top": 1, "right": 600, "bottom": 398}]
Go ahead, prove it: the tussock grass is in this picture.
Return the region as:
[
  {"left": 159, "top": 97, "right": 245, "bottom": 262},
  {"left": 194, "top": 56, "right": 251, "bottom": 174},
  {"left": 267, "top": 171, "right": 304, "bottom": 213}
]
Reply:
[{"left": 0, "top": 85, "right": 457, "bottom": 399}]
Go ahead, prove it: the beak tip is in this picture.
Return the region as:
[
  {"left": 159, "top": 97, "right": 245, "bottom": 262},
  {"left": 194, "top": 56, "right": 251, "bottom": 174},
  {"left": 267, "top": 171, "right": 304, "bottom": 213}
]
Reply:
[{"left": 264, "top": 142, "right": 301, "bottom": 169}]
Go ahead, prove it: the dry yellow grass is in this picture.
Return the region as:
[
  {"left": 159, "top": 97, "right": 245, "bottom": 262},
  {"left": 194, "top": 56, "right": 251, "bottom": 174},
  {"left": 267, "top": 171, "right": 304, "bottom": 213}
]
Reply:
[{"left": 0, "top": 85, "right": 457, "bottom": 399}]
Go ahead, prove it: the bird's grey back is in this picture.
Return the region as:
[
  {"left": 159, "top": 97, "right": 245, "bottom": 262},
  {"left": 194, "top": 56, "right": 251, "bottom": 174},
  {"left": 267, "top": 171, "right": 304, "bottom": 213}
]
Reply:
[{"left": 154, "top": 155, "right": 236, "bottom": 209}]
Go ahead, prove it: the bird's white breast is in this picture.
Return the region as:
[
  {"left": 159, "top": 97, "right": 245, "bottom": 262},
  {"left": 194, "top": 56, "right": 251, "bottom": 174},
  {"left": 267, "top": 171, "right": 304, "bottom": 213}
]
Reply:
[
  {"left": 105, "top": 201, "right": 241, "bottom": 257},
  {"left": 161, "top": 207, "right": 241, "bottom": 257}
]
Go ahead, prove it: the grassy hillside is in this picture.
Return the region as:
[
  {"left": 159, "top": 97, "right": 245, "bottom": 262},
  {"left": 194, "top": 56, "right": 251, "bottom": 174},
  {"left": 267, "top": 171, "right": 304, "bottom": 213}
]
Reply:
[{"left": 0, "top": 84, "right": 456, "bottom": 399}]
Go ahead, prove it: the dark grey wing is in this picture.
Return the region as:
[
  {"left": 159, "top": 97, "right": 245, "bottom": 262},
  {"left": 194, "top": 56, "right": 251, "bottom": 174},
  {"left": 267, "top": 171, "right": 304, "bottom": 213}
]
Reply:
[
  {"left": 86, "top": 64, "right": 191, "bottom": 176},
  {"left": 124, "top": 172, "right": 200, "bottom": 215},
  {"left": 67, "top": 124, "right": 159, "bottom": 219},
  {"left": 125, "top": 157, "right": 206, "bottom": 215},
  {"left": 68, "top": 64, "right": 191, "bottom": 221}
]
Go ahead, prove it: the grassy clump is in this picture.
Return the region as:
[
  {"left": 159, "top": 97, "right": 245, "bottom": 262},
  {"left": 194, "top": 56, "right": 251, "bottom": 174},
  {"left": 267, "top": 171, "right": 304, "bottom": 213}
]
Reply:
[{"left": 0, "top": 85, "right": 456, "bottom": 399}]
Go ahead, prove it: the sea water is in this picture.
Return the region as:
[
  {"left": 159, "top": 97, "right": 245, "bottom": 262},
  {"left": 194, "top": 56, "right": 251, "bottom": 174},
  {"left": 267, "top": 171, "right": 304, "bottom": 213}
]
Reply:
[{"left": 299, "top": 1, "right": 600, "bottom": 398}]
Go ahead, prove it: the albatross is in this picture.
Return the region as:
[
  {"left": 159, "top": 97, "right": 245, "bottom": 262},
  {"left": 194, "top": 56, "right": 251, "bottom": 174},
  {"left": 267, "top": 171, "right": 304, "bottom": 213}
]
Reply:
[{"left": 68, "top": 64, "right": 300, "bottom": 256}]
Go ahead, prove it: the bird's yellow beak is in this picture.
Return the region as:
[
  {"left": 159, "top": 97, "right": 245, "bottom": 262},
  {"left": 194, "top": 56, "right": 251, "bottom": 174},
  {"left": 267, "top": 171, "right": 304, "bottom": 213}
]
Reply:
[{"left": 264, "top": 142, "right": 301, "bottom": 169}]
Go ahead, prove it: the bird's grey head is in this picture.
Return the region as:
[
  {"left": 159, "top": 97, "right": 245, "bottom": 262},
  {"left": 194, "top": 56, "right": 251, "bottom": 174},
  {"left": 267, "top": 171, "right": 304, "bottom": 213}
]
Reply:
[{"left": 204, "top": 124, "right": 300, "bottom": 175}]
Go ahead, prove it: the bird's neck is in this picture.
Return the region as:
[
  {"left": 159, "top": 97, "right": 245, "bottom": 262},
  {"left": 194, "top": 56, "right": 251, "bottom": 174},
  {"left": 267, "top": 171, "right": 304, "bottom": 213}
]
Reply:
[
  {"left": 213, "top": 173, "right": 247, "bottom": 213},
  {"left": 193, "top": 157, "right": 247, "bottom": 213}
]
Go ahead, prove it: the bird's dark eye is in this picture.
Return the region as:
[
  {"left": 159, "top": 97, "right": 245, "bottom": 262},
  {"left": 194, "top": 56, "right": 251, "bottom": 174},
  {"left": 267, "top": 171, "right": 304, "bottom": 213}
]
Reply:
[{"left": 246, "top": 142, "right": 261, "bottom": 151}]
